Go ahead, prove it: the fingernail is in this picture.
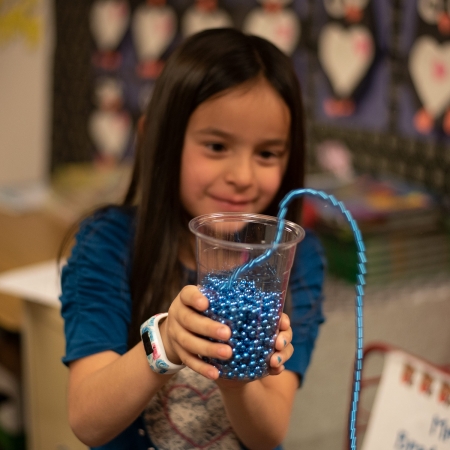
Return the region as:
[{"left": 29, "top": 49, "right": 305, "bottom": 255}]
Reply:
[
  {"left": 218, "top": 347, "right": 229, "bottom": 357},
  {"left": 207, "top": 370, "right": 216, "bottom": 380},
  {"left": 277, "top": 356, "right": 282, "bottom": 365},
  {"left": 217, "top": 327, "right": 229, "bottom": 339},
  {"left": 284, "top": 339, "right": 287, "bottom": 347}
]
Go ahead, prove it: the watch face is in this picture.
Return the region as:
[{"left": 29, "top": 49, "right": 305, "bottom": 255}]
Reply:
[{"left": 142, "top": 331, "right": 153, "bottom": 356}]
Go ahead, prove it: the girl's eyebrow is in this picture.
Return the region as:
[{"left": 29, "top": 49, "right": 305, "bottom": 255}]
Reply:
[
  {"left": 194, "top": 127, "right": 234, "bottom": 139},
  {"left": 195, "top": 127, "right": 288, "bottom": 146}
]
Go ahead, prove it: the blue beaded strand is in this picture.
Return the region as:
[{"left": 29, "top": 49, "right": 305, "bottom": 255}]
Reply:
[
  {"left": 200, "top": 188, "right": 364, "bottom": 450},
  {"left": 226, "top": 188, "right": 365, "bottom": 450}
]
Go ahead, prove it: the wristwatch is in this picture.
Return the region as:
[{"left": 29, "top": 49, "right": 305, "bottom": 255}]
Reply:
[{"left": 140, "top": 313, "right": 186, "bottom": 375}]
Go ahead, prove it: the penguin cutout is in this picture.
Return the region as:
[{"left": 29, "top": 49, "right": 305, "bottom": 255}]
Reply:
[
  {"left": 408, "top": 0, "right": 450, "bottom": 136},
  {"left": 242, "top": 0, "right": 300, "bottom": 56},
  {"left": 90, "top": 0, "right": 130, "bottom": 70},
  {"left": 132, "top": 0, "right": 177, "bottom": 79},
  {"left": 182, "top": 0, "right": 233, "bottom": 38},
  {"left": 318, "top": 0, "right": 375, "bottom": 117},
  {"left": 88, "top": 77, "right": 133, "bottom": 166}
]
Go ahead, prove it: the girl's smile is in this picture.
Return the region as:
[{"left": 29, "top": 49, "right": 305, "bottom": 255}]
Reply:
[
  {"left": 207, "top": 194, "right": 257, "bottom": 211},
  {"left": 180, "top": 77, "right": 291, "bottom": 218}
]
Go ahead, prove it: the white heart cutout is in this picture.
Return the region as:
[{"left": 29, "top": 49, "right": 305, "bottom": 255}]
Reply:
[
  {"left": 409, "top": 36, "right": 450, "bottom": 118},
  {"left": 243, "top": 8, "right": 300, "bottom": 56},
  {"left": 90, "top": 0, "right": 130, "bottom": 51},
  {"left": 182, "top": 7, "right": 233, "bottom": 38},
  {"left": 318, "top": 23, "right": 375, "bottom": 98},
  {"left": 132, "top": 5, "right": 177, "bottom": 61},
  {"left": 89, "top": 111, "right": 131, "bottom": 160}
]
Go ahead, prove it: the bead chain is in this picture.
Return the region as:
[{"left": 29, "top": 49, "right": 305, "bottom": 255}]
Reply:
[
  {"left": 200, "top": 188, "right": 364, "bottom": 449},
  {"left": 229, "top": 188, "right": 365, "bottom": 450}
]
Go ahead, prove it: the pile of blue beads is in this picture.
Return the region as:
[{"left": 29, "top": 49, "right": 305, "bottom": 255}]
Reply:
[{"left": 200, "top": 269, "right": 283, "bottom": 380}]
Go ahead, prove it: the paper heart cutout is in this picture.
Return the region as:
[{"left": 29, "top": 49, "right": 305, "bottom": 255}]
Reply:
[
  {"left": 243, "top": 8, "right": 300, "bottom": 56},
  {"left": 132, "top": 5, "right": 177, "bottom": 61},
  {"left": 88, "top": 111, "right": 131, "bottom": 160},
  {"left": 182, "top": 7, "right": 233, "bottom": 38},
  {"left": 409, "top": 36, "right": 450, "bottom": 118},
  {"left": 318, "top": 23, "right": 374, "bottom": 98},
  {"left": 90, "top": 0, "right": 129, "bottom": 51}
]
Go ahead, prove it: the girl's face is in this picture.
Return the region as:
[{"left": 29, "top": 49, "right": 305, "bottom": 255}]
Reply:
[{"left": 180, "top": 78, "right": 291, "bottom": 218}]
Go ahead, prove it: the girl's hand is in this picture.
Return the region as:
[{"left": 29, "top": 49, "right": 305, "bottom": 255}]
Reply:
[
  {"left": 268, "top": 313, "right": 294, "bottom": 376},
  {"left": 158, "top": 285, "right": 232, "bottom": 380}
]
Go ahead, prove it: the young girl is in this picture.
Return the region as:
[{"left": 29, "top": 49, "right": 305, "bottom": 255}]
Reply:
[{"left": 60, "top": 28, "right": 325, "bottom": 450}]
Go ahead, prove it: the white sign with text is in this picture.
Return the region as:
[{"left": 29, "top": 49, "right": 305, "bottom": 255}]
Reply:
[{"left": 362, "top": 351, "right": 450, "bottom": 450}]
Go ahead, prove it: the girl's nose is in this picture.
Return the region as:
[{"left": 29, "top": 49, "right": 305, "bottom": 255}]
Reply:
[{"left": 224, "top": 156, "right": 254, "bottom": 190}]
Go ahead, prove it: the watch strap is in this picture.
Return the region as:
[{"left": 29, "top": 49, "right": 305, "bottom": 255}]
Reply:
[{"left": 140, "top": 313, "right": 186, "bottom": 375}]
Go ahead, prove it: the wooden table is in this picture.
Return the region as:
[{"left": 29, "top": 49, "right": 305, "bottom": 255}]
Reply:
[
  {"left": 0, "top": 211, "right": 68, "bottom": 332},
  {"left": 0, "top": 210, "right": 88, "bottom": 450}
]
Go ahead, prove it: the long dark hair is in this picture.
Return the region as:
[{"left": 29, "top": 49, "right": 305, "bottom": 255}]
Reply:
[{"left": 124, "top": 28, "right": 306, "bottom": 346}]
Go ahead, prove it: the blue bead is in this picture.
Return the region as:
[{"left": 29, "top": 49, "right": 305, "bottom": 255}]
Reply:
[{"left": 200, "top": 269, "right": 284, "bottom": 380}]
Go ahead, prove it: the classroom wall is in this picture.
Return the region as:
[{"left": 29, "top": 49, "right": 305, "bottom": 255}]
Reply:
[{"left": 0, "top": 0, "right": 54, "bottom": 186}]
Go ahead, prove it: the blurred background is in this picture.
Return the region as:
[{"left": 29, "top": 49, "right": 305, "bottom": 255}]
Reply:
[{"left": 1, "top": 0, "right": 450, "bottom": 449}]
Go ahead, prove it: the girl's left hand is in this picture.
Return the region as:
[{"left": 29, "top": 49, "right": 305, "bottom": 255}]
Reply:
[{"left": 268, "top": 312, "right": 294, "bottom": 376}]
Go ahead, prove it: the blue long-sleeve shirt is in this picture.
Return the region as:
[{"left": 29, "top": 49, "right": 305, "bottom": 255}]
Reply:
[{"left": 60, "top": 207, "right": 326, "bottom": 450}]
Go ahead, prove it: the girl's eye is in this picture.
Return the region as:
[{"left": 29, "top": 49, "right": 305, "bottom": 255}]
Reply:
[
  {"left": 206, "top": 142, "right": 226, "bottom": 152},
  {"left": 259, "top": 150, "right": 279, "bottom": 160}
]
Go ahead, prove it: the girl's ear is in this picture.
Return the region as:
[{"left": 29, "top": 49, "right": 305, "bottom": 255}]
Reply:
[{"left": 137, "top": 115, "right": 146, "bottom": 136}]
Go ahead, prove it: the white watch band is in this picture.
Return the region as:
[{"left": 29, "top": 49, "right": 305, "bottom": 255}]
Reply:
[{"left": 140, "top": 313, "right": 186, "bottom": 375}]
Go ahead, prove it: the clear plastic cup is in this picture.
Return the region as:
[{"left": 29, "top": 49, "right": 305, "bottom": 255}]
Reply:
[{"left": 189, "top": 212, "right": 305, "bottom": 380}]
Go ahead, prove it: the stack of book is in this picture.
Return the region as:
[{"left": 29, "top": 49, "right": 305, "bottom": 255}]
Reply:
[{"left": 306, "top": 175, "right": 450, "bottom": 284}]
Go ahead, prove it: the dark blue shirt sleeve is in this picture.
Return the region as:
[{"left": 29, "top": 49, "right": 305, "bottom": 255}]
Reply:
[
  {"left": 283, "top": 229, "right": 326, "bottom": 382},
  {"left": 60, "top": 208, "right": 135, "bottom": 366}
]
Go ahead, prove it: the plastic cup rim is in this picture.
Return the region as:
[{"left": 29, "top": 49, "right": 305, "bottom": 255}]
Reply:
[{"left": 188, "top": 212, "right": 305, "bottom": 250}]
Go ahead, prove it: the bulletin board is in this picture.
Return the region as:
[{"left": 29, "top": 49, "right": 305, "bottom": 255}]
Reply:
[{"left": 50, "top": 0, "right": 450, "bottom": 203}]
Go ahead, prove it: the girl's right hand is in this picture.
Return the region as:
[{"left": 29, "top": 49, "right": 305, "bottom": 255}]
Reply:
[{"left": 158, "top": 285, "right": 232, "bottom": 380}]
